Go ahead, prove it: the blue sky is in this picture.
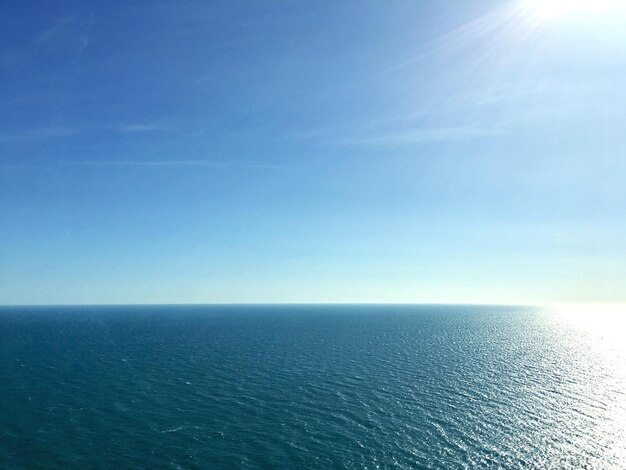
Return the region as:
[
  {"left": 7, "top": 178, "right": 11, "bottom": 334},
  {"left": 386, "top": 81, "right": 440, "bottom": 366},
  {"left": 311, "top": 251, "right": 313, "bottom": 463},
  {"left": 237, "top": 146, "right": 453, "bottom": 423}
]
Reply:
[{"left": 1, "top": 0, "right": 625, "bottom": 304}]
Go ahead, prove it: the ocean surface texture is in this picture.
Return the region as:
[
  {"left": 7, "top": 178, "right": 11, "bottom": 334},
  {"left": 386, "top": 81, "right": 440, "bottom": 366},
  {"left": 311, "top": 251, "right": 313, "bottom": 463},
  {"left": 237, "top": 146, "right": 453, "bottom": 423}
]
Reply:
[{"left": 1, "top": 305, "right": 625, "bottom": 469}]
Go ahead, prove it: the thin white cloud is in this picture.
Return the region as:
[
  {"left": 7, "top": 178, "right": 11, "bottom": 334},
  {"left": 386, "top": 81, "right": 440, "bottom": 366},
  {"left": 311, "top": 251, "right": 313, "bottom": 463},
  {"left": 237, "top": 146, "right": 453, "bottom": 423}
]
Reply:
[
  {"left": 67, "top": 159, "right": 286, "bottom": 170},
  {"left": 0, "top": 127, "right": 79, "bottom": 143},
  {"left": 79, "top": 13, "right": 95, "bottom": 54},
  {"left": 114, "top": 123, "right": 172, "bottom": 133},
  {"left": 342, "top": 126, "right": 504, "bottom": 146},
  {"left": 71, "top": 159, "right": 219, "bottom": 167},
  {"left": 0, "top": 122, "right": 174, "bottom": 143},
  {"left": 37, "top": 17, "right": 76, "bottom": 43}
]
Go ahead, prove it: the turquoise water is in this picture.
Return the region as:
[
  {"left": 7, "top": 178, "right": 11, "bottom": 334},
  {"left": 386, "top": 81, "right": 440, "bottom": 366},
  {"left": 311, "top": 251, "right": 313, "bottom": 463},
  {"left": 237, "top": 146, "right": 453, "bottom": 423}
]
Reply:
[{"left": 1, "top": 305, "right": 625, "bottom": 468}]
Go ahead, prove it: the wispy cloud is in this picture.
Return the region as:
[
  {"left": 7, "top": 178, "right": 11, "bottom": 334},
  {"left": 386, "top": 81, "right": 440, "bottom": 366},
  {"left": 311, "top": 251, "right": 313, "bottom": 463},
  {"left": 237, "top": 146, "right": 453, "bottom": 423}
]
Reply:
[
  {"left": 0, "top": 127, "right": 79, "bottom": 143},
  {"left": 71, "top": 159, "right": 221, "bottom": 167},
  {"left": 66, "top": 159, "right": 287, "bottom": 170},
  {"left": 1, "top": 159, "right": 286, "bottom": 171},
  {"left": 343, "top": 126, "right": 504, "bottom": 146},
  {"left": 37, "top": 16, "right": 76, "bottom": 43},
  {"left": 35, "top": 12, "right": 95, "bottom": 55},
  {"left": 0, "top": 121, "right": 174, "bottom": 143},
  {"left": 79, "top": 13, "right": 95, "bottom": 53},
  {"left": 113, "top": 122, "right": 174, "bottom": 133},
  {"left": 279, "top": 76, "right": 591, "bottom": 149}
]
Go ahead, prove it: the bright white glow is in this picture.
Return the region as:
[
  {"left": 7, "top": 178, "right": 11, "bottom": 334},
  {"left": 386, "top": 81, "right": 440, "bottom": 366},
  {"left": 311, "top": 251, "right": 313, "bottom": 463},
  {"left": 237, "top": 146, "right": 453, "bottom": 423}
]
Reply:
[
  {"left": 551, "top": 303, "right": 626, "bottom": 355},
  {"left": 522, "top": 0, "right": 624, "bottom": 20}
]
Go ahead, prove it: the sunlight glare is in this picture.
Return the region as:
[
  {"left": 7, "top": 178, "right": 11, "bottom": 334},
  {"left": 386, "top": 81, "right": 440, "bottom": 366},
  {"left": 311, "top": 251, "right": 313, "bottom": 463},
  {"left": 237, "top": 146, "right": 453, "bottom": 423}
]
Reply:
[
  {"left": 522, "top": 0, "right": 624, "bottom": 20},
  {"left": 552, "top": 304, "right": 626, "bottom": 355}
]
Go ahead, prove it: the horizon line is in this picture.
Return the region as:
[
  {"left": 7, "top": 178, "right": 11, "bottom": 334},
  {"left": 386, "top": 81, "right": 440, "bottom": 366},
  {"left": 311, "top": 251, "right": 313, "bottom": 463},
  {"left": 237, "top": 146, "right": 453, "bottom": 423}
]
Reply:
[{"left": 2, "top": 301, "right": 623, "bottom": 308}]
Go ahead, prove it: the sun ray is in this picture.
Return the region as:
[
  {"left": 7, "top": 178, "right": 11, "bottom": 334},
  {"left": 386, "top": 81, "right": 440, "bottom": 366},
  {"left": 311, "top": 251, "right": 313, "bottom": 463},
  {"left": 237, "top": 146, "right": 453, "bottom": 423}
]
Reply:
[{"left": 521, "top": 0, "right": 625, "bottom": 21}]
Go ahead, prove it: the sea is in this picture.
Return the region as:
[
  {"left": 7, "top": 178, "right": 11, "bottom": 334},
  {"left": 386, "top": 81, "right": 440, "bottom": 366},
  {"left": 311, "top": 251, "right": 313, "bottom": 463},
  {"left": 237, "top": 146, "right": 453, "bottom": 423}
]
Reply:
[{"left": 1, "top": 305, "right": 625, "bottom": 469}]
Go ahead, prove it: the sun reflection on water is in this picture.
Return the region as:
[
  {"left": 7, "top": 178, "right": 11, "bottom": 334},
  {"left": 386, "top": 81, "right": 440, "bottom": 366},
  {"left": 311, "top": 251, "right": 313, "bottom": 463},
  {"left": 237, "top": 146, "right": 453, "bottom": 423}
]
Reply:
[
  {"left": 546, "top": 303, "right": 626, "bottom": 466},
  {"left": 550, "top": 304, "right": 626, "bottom": 355}
]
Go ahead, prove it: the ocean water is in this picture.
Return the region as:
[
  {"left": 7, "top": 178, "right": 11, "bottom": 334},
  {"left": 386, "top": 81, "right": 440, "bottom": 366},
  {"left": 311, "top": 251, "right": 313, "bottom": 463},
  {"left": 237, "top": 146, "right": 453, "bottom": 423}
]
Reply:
[{"left": 1, "top": 305, "right": 625, "bottom": 469}]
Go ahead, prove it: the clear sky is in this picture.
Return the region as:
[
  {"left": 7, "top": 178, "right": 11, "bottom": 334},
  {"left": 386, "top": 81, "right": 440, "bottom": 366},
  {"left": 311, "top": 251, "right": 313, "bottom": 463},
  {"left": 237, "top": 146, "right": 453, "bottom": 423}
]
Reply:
[{"left": 1, "top": 0, "right": 625, "bottom": 305}]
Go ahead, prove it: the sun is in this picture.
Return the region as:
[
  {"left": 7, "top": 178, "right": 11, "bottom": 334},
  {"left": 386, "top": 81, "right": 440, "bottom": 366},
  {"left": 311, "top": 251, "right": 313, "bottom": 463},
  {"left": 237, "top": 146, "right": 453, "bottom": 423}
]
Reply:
[{"left": 522, "top": 0, "right": 622, "bottom": 20}]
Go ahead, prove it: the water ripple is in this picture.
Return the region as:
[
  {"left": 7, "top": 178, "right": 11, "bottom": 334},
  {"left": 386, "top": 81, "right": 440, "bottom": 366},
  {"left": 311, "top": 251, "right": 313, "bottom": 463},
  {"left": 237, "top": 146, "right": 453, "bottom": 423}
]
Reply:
[{"left": 1, "top": 305, "right": 625, "bottom": 468}]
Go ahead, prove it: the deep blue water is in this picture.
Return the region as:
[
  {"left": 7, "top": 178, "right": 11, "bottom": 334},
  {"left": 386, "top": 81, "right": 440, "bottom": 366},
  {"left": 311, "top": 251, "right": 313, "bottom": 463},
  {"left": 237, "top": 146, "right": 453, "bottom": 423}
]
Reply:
[{"left": 1, "top": 305, "right": 625, "bottom": 469}]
